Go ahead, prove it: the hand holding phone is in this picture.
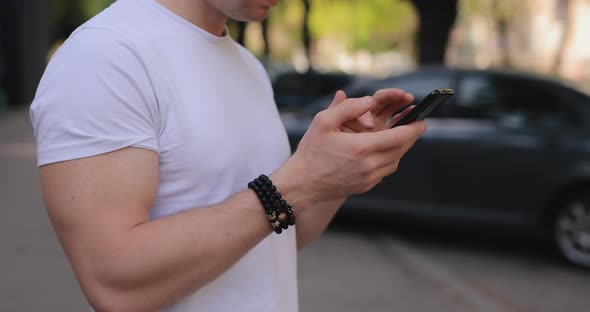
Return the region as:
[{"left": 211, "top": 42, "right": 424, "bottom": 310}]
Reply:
[{"left": 390, "top": 89, "right": 454, "bottom": 128}]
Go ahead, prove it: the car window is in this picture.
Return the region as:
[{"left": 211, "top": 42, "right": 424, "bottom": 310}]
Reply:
[
  {"left": 454, "top": 74, "right": 501, "bottom": 120},
  {"left": 455, "top": 73, "right": 578, "bottom": 127},
  {"left": 545, "top": 86, "right": 585, "bottom": 125},
  {"left": 494, "top": 76, "right": 578, "bottom": 127},
  {"left": 273, "top": 72, "right": 354, "bottom": 111}
]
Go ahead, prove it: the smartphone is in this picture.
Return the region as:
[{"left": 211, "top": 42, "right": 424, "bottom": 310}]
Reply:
[{"left": 390, "top": 89, "right": 454, "bottom": 128}]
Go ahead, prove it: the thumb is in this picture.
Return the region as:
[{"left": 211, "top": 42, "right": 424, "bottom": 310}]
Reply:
[
  {"left": 328, "top": 90, "right": 347, "bottom": 108},
  {"left": 327, "top": 96, "right": 373, "bottom": 128}
]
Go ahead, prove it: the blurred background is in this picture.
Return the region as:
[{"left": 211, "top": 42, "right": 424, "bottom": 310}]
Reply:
[{"left": 1, "top": 0, "right": 590, "bottom": 311}]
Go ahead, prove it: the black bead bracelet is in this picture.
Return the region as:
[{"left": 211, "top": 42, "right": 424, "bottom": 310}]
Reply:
[{"left": 248, "top": 175, "right": 296, "bottom": 234}]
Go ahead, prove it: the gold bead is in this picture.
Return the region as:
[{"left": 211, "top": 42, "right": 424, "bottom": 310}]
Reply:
[
  {"left": 272, "top": 221, "right": 281, "bottom": 229},
  {"left": 266, "top": 212, "right": 276, "bottom": 220},
  {"left": 278, "top": 212, "right": 288, "bottom": 222}
]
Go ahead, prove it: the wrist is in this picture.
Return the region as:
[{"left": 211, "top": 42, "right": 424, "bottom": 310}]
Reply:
[
  {"left": 270, "top": 162, "right": 315, "bottom": 216},
  {"left": 248, "top": 175, "right": 296, "bottom": 234}
]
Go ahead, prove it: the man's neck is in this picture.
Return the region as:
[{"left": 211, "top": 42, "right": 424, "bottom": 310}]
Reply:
[{"left": 155, "top": 0, "right": 227, "bottom": 36}]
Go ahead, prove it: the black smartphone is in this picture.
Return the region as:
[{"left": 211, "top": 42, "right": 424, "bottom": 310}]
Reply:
[{"left": 390, "top": 89, "right": 454, "bottom": 128}]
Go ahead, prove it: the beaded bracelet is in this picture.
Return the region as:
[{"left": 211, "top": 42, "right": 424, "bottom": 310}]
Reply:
[{"left": 248, "top": 175, "right": 296, "bottom": 234}]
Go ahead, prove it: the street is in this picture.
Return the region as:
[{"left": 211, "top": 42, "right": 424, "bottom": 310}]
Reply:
[{"left": 1, "top": 109, "right": 589, "bottom": 312}]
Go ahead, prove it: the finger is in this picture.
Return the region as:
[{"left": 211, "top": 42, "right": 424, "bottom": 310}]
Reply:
[
  {"left": 368, "top": 139, "right": 414, "bottom": 171},
  {"left": 329, "top": 91, "right": 362, "bottom": 133},
  {"left": 362, "top": 155, "right": 403, "bottom": 190},
  {"left": 366, "top": 138, "right": 419, "bottom": 179},
  {"left": 342, "top": 124, "right": 357, "bottom": 133},
  {"left": 328, "top": 90, "right": 348, "bottom": 109},
  {"left": 396, "top": 135, "right": 421, "bottom": 159},
  {"left": 324, "top": 96, "right": 373, "bottom": 128},
  {"left": 367, "top": 149, "right": 403, "bottom": 172},
  {"left": 372, "top": 89, "right": 411, "bottom": 117},
  {"left": 370, "top": 160, "right": 401, "bottom": 181},
  {"left": 385, "top": 105, "right": 415, "bottom": 128},
  {"left": 341, "top": 110, "right": 376, "bottom": 133},
  {"left": 356, "top": 111, "right": 375, "bottom": 130},
  {"left": 380, "top": 92, "right": 415, "bottom": 124},
  {"left": 342, "top": 118, "right": 368, "bottom": 133},
  {"left": 357, "top": 120, "right": 427, "bottom": 152}
]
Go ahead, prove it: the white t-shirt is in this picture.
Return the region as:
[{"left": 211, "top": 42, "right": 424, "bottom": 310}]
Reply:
[{"left": 30, "top": 0, "right": 298, "bottom": 311}]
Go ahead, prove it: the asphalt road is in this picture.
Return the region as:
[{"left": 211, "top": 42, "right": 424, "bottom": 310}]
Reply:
[{"left": 1, "top": 109, "right": 589, "bottom": 311}]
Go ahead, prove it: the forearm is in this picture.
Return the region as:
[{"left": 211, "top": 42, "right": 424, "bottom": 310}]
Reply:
[
  {"left": 82, "top": 189, "right": 272, "bottom": 311},
  {"left": 81, "top": 167, "right": 325, "bottom": 311},
  {"left": 295, "top": 197, "right": 346, "bottom": 249}
]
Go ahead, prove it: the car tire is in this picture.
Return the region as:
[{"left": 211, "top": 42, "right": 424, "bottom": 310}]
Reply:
[{"left": 553, "top": 193, "right": 590, "bottom": 269}]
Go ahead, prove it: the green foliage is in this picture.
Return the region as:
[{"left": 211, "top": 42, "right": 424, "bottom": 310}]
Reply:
[
  {"left": 83, "top": 0, "right": 116, "bottom": 18},
  {"left": 50, "top": 0, "right": 113, "bottom": 21},
  {"left": 460, "top": 0, "right": 483, "bottom": 16},
  {"left": 458, "top": 0, "right": 528, "bottom": 20},
  {"left": 309, "top": 0, "right": 417, "bottom": 51},
  {"left": 272, "top": 0, "right": 417, "bottom": 52},
  {"left": 49, "top": 0, "right": 114, "bottom": 40}
]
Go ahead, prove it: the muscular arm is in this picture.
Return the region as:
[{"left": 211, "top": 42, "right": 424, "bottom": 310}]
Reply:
[
  {"left": 41, "top": 147, "right": 310, "bottom": 312},
  {"left": 41, "top": 95, "right": 424, "bottom": 311}
]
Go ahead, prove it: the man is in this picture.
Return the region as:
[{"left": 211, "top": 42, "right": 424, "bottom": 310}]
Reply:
[{"left": 30, "top": 0, "right": 425, "bottom": 311}]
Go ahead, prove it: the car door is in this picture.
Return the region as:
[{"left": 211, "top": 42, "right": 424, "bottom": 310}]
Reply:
[
  {"left": 351, "top": 72, "right": 457, "bottom": 212},
  {"left": 427, "top": 72, "right": 578, "bottom": 223}
]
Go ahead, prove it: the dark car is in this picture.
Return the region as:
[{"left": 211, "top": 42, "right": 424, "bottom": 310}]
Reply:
[
  {"left": 272, "top": 70, "right": 370, "bottom": 112},
  {"left": 281, "top": 67, "right": 590, "bottom": 268}
]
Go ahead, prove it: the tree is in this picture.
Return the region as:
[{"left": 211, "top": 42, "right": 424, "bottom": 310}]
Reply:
[
  {"left": 237, "top": 19, "right": 271, "bottom": 62},
  {"left": 50, "top": 0, "right": 87, "bottom": 43},
  {"left": 411, "top": 0, "right": 458, "bottom": 65},
  {"left": 49, "top": 0, "right": 115, "bottom": 43},
  {"left": 553, "top": 0, "right": 578, "bottom": 74},
  {"left": 301, "top": 0, "right": 312, "bottom": 70},
  {"left": 237, "top": 0, "right": 312, "bottom": 70}
]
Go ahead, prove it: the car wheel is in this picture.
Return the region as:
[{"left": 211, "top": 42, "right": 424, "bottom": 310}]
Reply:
[{"left": 554, "top": 195, "right": 590, "bottom": 268}]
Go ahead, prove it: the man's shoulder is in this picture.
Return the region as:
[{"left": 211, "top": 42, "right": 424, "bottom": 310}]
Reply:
[
  {"left": 50, "top": 26, "right": 139, "bottom": 74},
  {"left": 51, "top": 0, "right": 159, "bottom": 71},
  {"left": 64, "top": 0, "right": 157, "bottom": 53}
]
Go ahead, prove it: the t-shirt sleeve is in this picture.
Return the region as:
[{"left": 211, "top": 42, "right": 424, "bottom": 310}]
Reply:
[{"left": 30, "top": 27, "right": 160, "bottom": 167}]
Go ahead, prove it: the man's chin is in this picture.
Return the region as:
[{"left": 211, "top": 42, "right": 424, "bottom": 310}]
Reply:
[
  {"left": 251, "top": 15, "right": 269, "bottom": 22},
  {"left": 250, "top": 16, "right": 269, "bottom": 22},
  {"left": 237, "top": 7, "right": 271, "bottom": 22}
]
